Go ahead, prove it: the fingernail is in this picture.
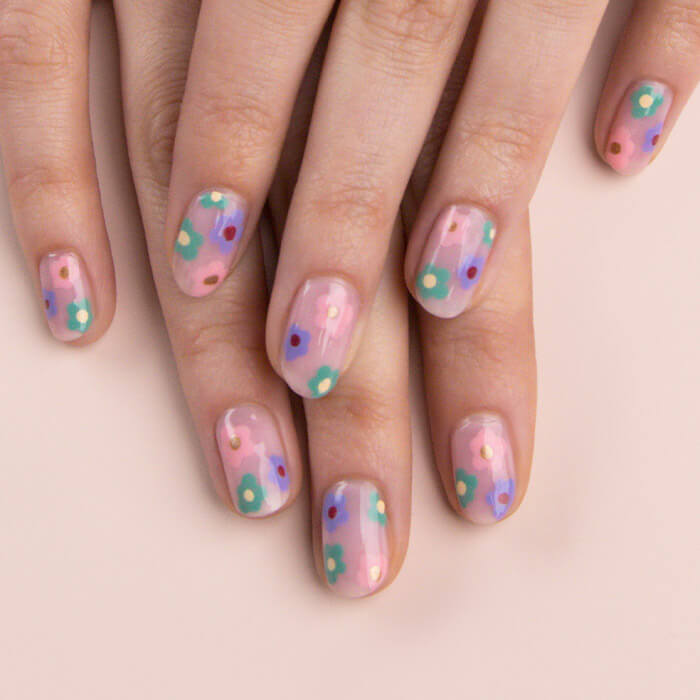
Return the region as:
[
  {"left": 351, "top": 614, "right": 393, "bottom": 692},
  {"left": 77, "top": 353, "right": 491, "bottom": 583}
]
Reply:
[
  {"left": 172, "top": 188, "right": 247, "bottom": 297},
  {"left": 280, "top": 277, "right": 359, "bottom": 398},
  {"left": 415, "top": 204, "right": 496, "bottom": 318},
  {"left": 215, "top": 404, "right": 291, "bottom": 517},
  {"left": 38, "top": 251, "right": 95, "bottom": 342},
  {"left": 605, "top": 79, "right": 673, "bottom": 175},
  {"left": 321, "top": 480, "right": 389, "bottom": 598},
  {"left": 451, "top": 413, "right": 516, "bottom": 524}
]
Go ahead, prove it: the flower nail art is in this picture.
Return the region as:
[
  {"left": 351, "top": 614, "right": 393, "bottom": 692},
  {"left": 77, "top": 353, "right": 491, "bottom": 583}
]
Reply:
[
  {"left": 173, "top": 188, "right": 247, "bottom": 297},
  {"left": 451, "top": 413, "right": 516, "bottom": 524},
  {"left": 321, "top": 480, "right": 389, "bottom": 598},
  {"left": 39, "top": 251, "right": 95, "bottom": 342},
  {"left": 280, "top": 277, "right": 359, "bottom": 399},
  {"left": 415, "top": 205, "right": 496, "bottom": 318},
  {"left": 216, "top": 405, "right": 291, "bottom": 517},
  {"left": 605, "top": 80, "right": 673, "bottom": 175}
]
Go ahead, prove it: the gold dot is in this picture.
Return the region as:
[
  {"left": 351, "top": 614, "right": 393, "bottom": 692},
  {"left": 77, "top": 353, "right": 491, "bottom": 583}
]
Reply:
[
  {"left": 480, "top": 444, "right": 494, "bottom": 460},
  {"left": 456, "top": 480, "right": 467, "bottom": 496},
  {"left": 327, "top": 558, "right": 336, "bottom": 572},
  {"left": 203, "top": 275, "right": 219, "bottom": 286},
  {"left": 639, "top": 94, "right": 654, "bottom": 109},
  {"left": 327, "top": 305, "right": 339, "bottom": 319},
  {"left": 369, "top": 565, "right": 381, "bottom": 582},
  {"left": 423, "top": 273, "right": 437, "bottom": 289},
  {"left": 610, "top": 142, "right": 622, "bottom": 155},
  {"left": 76, "top": 309, "right": 89, "bottom": 325},
  {"left": 59, "top": 266, "right": 69, "bottom": 279},
  {"left": 230, "top": 435, "right": 241, "bottom": 450},
  {"left": 376, "top": 499, "right": 386, "bottom": 515},
  {"left": 177, "top": 230, "right": 191, "bottom": 246},
  {"left": 243, "top": 489, "right": 254, "bottom": 502},
  {"left": 210, "top": 191, "right": 222, "bottom": 202},
  {"left": 317, "top": 378, "right": 331, "bottom": 395},
  {"left": 449, "top": 222, "right": 457, "bottom": 232}
]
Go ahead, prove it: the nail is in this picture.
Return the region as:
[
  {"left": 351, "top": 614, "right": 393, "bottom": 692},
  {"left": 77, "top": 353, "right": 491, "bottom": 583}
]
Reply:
[
  {"left": 173, "top": 188, "right": 247, "bottom": 296},
  {"left": 451, "top": 413, "right": 516, "bottom": 524},
  {"left": 321, "top": 479, "right": 389, "bottom": 598},
  {"left": 415, "top": 204, "right": 496, "bottom": 318},
  {"left": 38, "top": 251, "right": 95, "bottom": 342},
  {"left": 280, "top": 277, "right": 360, "bottom": 398},
  {"left": 605, "top": 80, "right": 673, "bottom": 175},
  {"left": 215, "top": 404, "right": 291, "bottom": 517}
]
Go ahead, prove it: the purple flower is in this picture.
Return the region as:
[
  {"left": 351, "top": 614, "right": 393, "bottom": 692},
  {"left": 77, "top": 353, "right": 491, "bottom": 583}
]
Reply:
[
  {"left": 209, "top": 210, "right": 245, "bottom": 255},
  {"left": 42, "top": 289, "right": 57, "bottom": 318},
  {"left": 284, "top": 324, "right": 310, "bottom": 361},
  {"left": 457, "top": 256, "right": 485, "bottom": 291},
  {"left": 642, "top": 122, "right": 663, "bottom": 153},
  {"left": 486, "top": 479, "right": 515, "bottom": 520},
  {"left": 322, "top": 491, "right": 349, "bottom": 533},
  {"left": 269, "top": 455, "right": 290, "bottom": 492}
]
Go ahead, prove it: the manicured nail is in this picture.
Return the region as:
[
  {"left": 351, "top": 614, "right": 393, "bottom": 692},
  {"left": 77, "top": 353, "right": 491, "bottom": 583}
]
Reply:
[
  {"left": 605, "top": 80, "right": 673, "bottom": 175},
  {"left": 451, "top": 413, "right": 516, "bottom": 524},
  {"left": 280, "top": 277, "right": 359, "bottom": 398},
  {"left": 172, "top": 188, "right": 247, "bottom": 297},
  {"left": 38, "top": 251, "right": 94, "bottom": 342},
  {"left": 415, "top": 204, "right": 496, "bottom": 318},
  {"left": 215, "top": 404, "right": 291, "bottom": 517},
  {"left": 321, "top": 480, "right": 389, "bottom": 598}
]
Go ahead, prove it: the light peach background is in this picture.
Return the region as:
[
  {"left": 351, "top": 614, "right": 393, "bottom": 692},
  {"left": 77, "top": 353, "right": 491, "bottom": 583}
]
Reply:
[{"left": 1, "top": 3, "right": 698, "bottom": 699}]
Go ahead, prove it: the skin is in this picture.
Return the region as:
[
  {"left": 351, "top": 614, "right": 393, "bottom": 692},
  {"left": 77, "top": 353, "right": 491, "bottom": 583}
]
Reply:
[{"left": 0, "top": 0, "right": 698, "bottom": 595}]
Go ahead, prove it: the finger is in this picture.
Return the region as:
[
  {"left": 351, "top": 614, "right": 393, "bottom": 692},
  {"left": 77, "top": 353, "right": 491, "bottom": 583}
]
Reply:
[
  {"left": 595, "top": 0, "right": 700, "bottom": 175},
  {"left": 266, "top": 0, "right": 477, "bottom": 398},
  {"left": 404, "top": 0, "right": 608, "bottom": 318},
  {"left": 114, "top": 0, "right": 303, "bottom": 516},
  {"left": 164, "top": 0, "right": 333, "bottom": 297},
  {"left": 0, "top": 0, "right": 115, "bottom": 343}
]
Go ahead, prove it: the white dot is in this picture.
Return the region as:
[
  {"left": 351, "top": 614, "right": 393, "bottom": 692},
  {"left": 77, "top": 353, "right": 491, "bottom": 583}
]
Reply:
[
  {"left": 639, "top": 94, "right": 654, "bottom": 109},
  {"left": 423, "top": 273, "right": 437, "bottom": 289},
  {"left": 376, "top": 500, "right": 386, "bottom": 515},
  {"left": 456, "top": 481, "right": 467, "bottom": 496},
  {"left": 210, "top": 191, "right": 222, "bottom": 202},
  {"left": 243, "top": 489, "right": 254, "bottom": 502},
  {"left": 318, "top": 378, "right": 331, "bottom": 395},
  {"left": 327, "top": 558, "right": 336, "bottom": 572},
  {"left": 178, "top": 231, "right": 190, "bottom": 246},
  {"left": 369, "top": 566, "right": 381, "bottom": 582},
  {"left": 76, "top": 309, "right": 89, "bottom": 324}
]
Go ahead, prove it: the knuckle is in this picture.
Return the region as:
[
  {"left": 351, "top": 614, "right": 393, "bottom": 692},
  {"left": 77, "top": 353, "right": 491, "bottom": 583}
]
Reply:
[
  {"left": 514, "top": 0, "right": 602, "bottom": 26},
  {"left": 6, "top": 159, "right": 85, "bottom": 208},
  {"left": 660, "top": 1, "right": 700, "bottom": 53}
]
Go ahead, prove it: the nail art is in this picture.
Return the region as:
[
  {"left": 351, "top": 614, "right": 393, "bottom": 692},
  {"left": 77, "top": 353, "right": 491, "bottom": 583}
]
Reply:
[
  {"left": 173, "top": 188, "right": 247, "bottom": 296},
  {"left": 451, "top": 413, "right": 516, "bottom": 524},
  {"left": 215, "top": 405, "right": 291, "bottom": 517},
  {"left": 415, "top": 204, "right": 496, "bottom": 318},
  {"left": 280, "top": 277, "right": 359, "bottom": 398},
  {"left": 605, "top": 80, "right": 673, "bottom": 175},
  {"left": 38, "top": 251, "right": 94, "bottom": 342},
  {"left": 321, "top": 480, "right": 389, "bottom": 597}
]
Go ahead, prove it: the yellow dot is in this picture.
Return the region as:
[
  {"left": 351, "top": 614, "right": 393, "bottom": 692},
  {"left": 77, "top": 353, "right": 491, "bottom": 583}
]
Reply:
[
  {"left": 639, "top": 93, "right": 654, "bottom": 109},
  {"left": 327, "top": 558, "right": 336, "bottom": 572},
  {"left": 376, "top": 499, "right": 386, "bottom": 515},
  {"left": 456, "top": 480, "right": 467, "bottom": 496},
  {"left": 230, "top": 435, "right": 241, "bottom": 450},
  {"left": 327, "top": 305, "right": 339, "bottom": 319},
  {"left": 480, "top": 444, "right": 494, "bottom": 460},
  {"left": 317, "top": 378, "right": 331, "bottom": 395},
  {"left": 369, "top": 565, "right": 381, "bottom": 582},
  {"left": 243, "top": 489, "right": 254, "bottom": 502},
  {"left": 423, "top": 273, "right": 437, "bottom": 289},
  {"left": 177, "top": 230, "right": 191, "bottom": 246},
  {"left": 210, "top": 191, "right": 222, "bottom": 202},
  {"left": 76, "top": 309, "right": 89, "bottom": 325}
]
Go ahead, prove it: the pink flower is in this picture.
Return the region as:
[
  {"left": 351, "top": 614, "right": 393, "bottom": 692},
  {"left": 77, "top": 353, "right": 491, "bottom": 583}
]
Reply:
[
  {"left": 49, "top": 255, "right": 79, "bottom": 289},
  {"left": 190, "top": 260, "right": 227, "bottom": 297},
  {"left": 314, "top": 287, "right": 354, "bottom": 338},
  {"left": 356, "top": 551, "right": 388, "bottom": 592},
  {"left": 221, "top": 424, "right": 254, "bottom": 467},
  {"left": 439, "top": 210, "right": 471, "bottom": 247},
  {"left": 469, "top": 428, "right": 507, "bottom": 471},
  {"left": 606, "top": 127, "right": 636, "bottom": 172}
]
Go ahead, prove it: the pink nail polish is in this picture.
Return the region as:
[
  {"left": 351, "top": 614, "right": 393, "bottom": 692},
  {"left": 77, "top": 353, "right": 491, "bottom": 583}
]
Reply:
[
  {"left": 605, "top": 80, "right": 673, "bottom": 175},
  {"left": 321, "top": 480, "right": 389, "bottom": 598},
  {"left": 38, "top": 251, "right": 94, "bottom": 342},
  {"left": 215, "top": 405, "right": 291, "bottom": 518},
  {"left": 415, "top": 204, "right": 496, "bottom": 318},
  {"left": 280, "top": 277, "right": 360, "bottom": 398},
  {"left": 451, "top": 413, "right": 516, "bottom": 524},
  {"left": 173, "top": 188, "right": 247, "bottom": 297}
]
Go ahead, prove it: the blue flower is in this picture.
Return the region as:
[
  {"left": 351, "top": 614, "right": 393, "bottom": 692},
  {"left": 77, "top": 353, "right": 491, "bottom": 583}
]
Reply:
[
  {"left": 642, "top": 123, "right": 663, "bottom": 153},
  {"left": 284, "top": 323, "right": 311, "bottom": 361},
  {"left": 486, "top": 478, "right": 515, "bottom": 520},
  {"left": 209, "top": 210, "right": 245, "bottom": 255},
  {"left": 269, "top": 455, "right": 290, "bottom": 492},
  {"left": 323, "top": 491, "right": 349, "bottom": 532},
  {"left": 43, "top": 289, "right": 57, "bottom": 318},
  {"left": 457, "top": 255, "right": 485, "bottom": 290}
]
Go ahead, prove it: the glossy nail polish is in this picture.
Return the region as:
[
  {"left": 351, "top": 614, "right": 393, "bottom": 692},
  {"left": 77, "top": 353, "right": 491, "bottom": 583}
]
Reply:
[
  {"left": 173, "top": 188, "right": 247, "bottom": 296},
  {"left": 415, "top": 204, "right": 496, "bottom": 318},
  {"left": 38, "top": 251, "right": 94, "bottom": 342},
  {"left": 451, "top": 413, "right": 516, "bottom": 524},
  {"left": 216, "top": 404, "right": 291, "bottom": 517},
  {"left": 280, "top": 277, "right": 359, "bottom": 398},
  {"left": 321, "top": 480, "right": 389, "bottom": 598},
  {"left": 605, "top": 80, "right": 673, "bottom": 175}
]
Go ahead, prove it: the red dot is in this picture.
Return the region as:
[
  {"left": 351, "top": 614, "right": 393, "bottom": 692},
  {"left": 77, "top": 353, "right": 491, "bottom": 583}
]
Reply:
[
  {"left": 328, "top": 506, "right": 337, "bottom": 519},
  {"left": 277, "top": 465, "right": 286, "bottom": 477},
  {"left": 498, "top": 493, "right": 509, "bottom": 505},
  {"left": 467, "top": 266, "right": 478, "bottom": 279},
  {"left": 290, "top": 334, "right": 300, "bottom": 347},
  {"left": 223, "top": 225, "right": 237, "bottom": 241},
  {"left": 652, "top": 135, "right": 660, "bottom": 146}
]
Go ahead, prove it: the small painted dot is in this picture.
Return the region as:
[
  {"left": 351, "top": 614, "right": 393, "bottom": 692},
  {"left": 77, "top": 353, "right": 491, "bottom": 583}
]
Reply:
[
  {"left": 610, "top": 142, "right": 622, "bottom": 155},
  {"left": 423, "top": 273, "right": 437, "bottom": 289},
  {"left": 369, "top": 565, "right": 381, "bottom": 582},
  {"left": 327, "top": 305, "right": 339, "bottom": 319},
  {"left": 230, "top": 436, "right": 241, "bottom": 450},
  {"left": 317, "top": 378, "right": 332, "bottom": 395},
  {"left": 639, "top": 93, "right": 654, "bottom": 109},
  {"left": 327, "top": 558, "right": 336, "bottom": 572},
  {"left": 498, "top": 493, "right": 510, "bottom": 505},
  {"left": 480, "top": 444, "right": 494, "bottom": 460},
  {"left": 243, "top": 489, "right": 254, "bottom": 502},
  {"left": 76, "top": 309, "right": 89, "bottom": 325},
  {"left": 376, "top": 499, "right": 386, "bottom": 515},
  {"left": 290, "top": 334, "right": 300, "bottom": 347},
  {"left": 467, "top": 266, "right": 478, "bottom": 280},
  {"left": 277, "top": 465, "right": 286, "bottom": 477},
  {"left": 178, "top": 230, "right": 191, "bottom": 246},
  {"left": 328, "top": 506, "right": 337, "bottom": 519},
  {"left": 652, "top": 134, "right": 660, "bottom": 146},
  {"left": 211, "top": 191, "right": 222, "bottom": 202},
  {"left": 223, "top": 225, "right": 237, "bottom": 241},
  {"left": 456, "top": 480, "right": 467, "bottom": 496},
  {"left": 449, "top": 222, "right": 457, "bottom": 232},
  {"left": 203, "top": 275, "right": 219, "bottom": 286}
]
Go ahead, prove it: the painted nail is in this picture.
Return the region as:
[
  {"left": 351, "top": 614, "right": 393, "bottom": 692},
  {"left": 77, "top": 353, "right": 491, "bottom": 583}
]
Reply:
[
  {"left": 321, "top": 480, "right": 389, "bottom": 598},
  {"left": 280, "top": 277, "right": 359, "bottom": 398},
  {"left": 216, "top": 404, "right": 291, "bottom": 517},
  {"left": 415, "top": 204, "right": 496, "bottom": 318},
  {"left": 605, "top": 80, "right": 673, "bottom": 175},
  {"left": 172, "top": 188, "right": 247, "bottom": 297},
  {"left": 38, "top": 251, "right": 94, "bottom": 342},
  {"left": 451, "top": 413, "right": 516, "bottom": 524}
]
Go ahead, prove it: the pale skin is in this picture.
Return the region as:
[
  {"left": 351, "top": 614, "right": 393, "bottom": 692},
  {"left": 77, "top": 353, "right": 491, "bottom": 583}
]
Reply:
[{"left": 0, "top": 0, "right": 698, "bottom": 596}]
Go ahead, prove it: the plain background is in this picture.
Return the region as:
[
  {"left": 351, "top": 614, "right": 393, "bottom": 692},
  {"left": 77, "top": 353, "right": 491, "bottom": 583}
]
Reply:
[{"left": 1, "top": 2, "right": 698, "bottom": 698}]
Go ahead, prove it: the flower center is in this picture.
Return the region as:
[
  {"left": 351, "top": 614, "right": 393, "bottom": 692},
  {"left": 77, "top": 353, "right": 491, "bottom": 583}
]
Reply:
[
  {"left": 369, "top": 565, "right": 381, "bottom": 582},
  {"left": 467, "top": 266, "right": 478, "bottom": 280},
  {"left": 59, "top": 266, "right": 69, "bottom": 279},
  {"left": 327, "top": 305, "right": 339, "bottom": 319},
  {"left": 456, "top": 480, "right": 467, "bottom": 496},
  {"left": 328, "top": 506, "right": 337, "bottom": 519},
  {"left": 210, "top": 191, "right": 222, "bottom": 202},
  {"left": 652, "top": 134, "right": 660, "bottom": 146},
  {"left": 243, "top": 489, "right": 255, "bottom": 502},
  {"left": 448, "top": 222, "right": 457, "bottom": 232},
  {"left": 223, "top": 225, "right": 237, "bottom": 241},
  {"left": 480, "top": 444, "right": 494, "bottom": 460},
  {"left": 376, "top": 499, "right": 386, "bottom": 515},
  {"left": 610, "top": 142, "right": 621, "bottom": 155},
  {"left": 327, "top": 558, "right": 336, "bottom": 572},
  {"left": 498, "top": 493, "right": 510, "bottom": 505},
  {"left": 204, "top": 275, "right": 219, "bottom": 286},
  {"left": 639, "top": 93, "right": 654, "bottom": 109},
  {"left": 44, "top": 299, "right": 50, "bottom": 309},
  {"left": 177, "top": 230, "right": 191, "bottom": 246},
  {"left": 317, "top": 378, "right": 332, "bottom": 395},
  {"left": 423, "top": 273, "right": 437, "bottom": 289},
  {"left": 230, "top": 435, "right": 241, "bottom": 450},
  {"left": 290, "top": 334, "right": 300, "bottom": 347},
  {"left": 76, "top": 309, "right": 89, "bottom": 324},
  {"left": 277, "top": 465, "right": 286, "bottom": 478}
]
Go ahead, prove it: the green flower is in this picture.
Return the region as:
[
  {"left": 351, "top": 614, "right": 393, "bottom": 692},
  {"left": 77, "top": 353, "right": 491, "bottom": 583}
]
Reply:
[
  {"left": 482, "top": 220, "right": 496, "bottom": 247},
  {"left": 416, "top": 264, "right": 449, "bottom": 300},
  {"left": 308, "top": 366, "right": 339, "bottom": 398},
  {"left": 199, "top": 190, "right": 229, "bottom": 210},
  {"left": 455, "top": 469, "right": 478, "bottom": 509},
  {"left": 237, "top": 473, "right": 265, "bottom": 514},
  {"left": 324, "top": 544, "right": 347, "bottom": 584},
  {"left": 66, "top": 299, "right": 93, "bottom": 333},
  {"left": 174, "top": 219, "right": 204, "bottom": 261},
  {"left": 368, "top": 490, "right": 387, "bottom": 526},
  {"left": 631, "top": 85, "right": 663, "bottom": 119}
]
